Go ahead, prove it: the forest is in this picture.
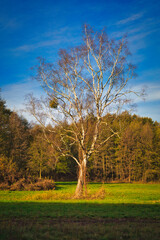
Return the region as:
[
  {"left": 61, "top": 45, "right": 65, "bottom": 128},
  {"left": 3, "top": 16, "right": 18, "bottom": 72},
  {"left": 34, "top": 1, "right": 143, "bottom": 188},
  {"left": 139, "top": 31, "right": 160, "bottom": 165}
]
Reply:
[{"left": 0, "top": 95, "right": 160, "bottom": 190}]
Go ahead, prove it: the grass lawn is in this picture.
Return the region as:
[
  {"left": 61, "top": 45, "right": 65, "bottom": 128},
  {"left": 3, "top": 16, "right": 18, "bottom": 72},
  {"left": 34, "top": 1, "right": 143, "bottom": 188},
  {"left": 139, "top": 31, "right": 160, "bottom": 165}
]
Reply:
[{"left": 0, "top": 182, "right": 160, "bottom": 239}]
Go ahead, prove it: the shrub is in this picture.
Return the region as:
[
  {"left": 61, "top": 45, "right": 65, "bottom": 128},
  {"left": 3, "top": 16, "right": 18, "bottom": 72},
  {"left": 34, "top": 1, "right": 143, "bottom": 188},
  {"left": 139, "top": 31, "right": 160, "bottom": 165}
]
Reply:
[
  {"left": 27, "top": 179, "right": 55, "bottom": 191},
  {"left": 10, "top": 178, "right": 26, "bottom": 191},
  {"left": 0, "top": 178, "right": 55, "bottom": 191},
  {"left": 89, "top": 186, "right": 106, "bottom": 199},
  {"left": 0, "top": 182, "right": 10, "bottom": 190}
]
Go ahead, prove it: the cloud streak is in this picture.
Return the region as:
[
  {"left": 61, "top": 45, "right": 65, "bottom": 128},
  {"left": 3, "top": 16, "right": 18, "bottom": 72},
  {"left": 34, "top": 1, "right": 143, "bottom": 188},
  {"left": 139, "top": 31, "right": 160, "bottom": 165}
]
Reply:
[
  {"left": 11, "top": 26, "right": 80, "bottom": 54},
  {"left": 1, "top": 79, "right": 42, "bottom": 110},
  {"left": 116, "top": 12, "right": 144, "bottom": 25},
  {"left": 145, "top": 84, "right": 160, "bottom": 102},
  {"left": 131, "top": 82, "right": 160, "bottom": 105},
  {"left": 0, "top": 15, "right": 20, "bottom": 31},
  {"left": 12, "top": 36, "right": 80, "bottom": 54},
  {"left": 13, "top": 39, "right": 64, "bottom": 52}
]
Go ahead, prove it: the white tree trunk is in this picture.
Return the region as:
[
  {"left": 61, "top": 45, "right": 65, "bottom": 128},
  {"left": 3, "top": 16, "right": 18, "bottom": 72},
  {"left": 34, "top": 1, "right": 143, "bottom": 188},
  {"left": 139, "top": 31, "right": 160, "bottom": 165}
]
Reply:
[{"left": 75, "top": 157, "right": 87, "bottom": 198}]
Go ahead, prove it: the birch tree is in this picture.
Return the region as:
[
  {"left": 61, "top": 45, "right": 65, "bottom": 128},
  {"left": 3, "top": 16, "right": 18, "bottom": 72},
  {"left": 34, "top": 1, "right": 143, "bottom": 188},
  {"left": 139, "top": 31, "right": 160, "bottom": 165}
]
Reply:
[{"left": 26, "top": 25, "right": 136, "bottom": 197}]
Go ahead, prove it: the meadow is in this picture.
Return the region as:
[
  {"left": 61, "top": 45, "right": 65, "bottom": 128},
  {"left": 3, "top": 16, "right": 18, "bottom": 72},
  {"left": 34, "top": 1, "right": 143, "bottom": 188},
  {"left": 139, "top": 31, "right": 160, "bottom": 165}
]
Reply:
[{"left": 0, "top": 182, "right": 160, "bottom": 240}]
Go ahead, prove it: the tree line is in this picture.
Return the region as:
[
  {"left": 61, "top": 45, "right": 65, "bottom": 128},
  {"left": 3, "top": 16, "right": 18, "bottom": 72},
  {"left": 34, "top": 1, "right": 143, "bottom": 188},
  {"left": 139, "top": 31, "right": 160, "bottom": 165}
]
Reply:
[{"left": 0, "top": 96, "right": 160, "bottom": 187}]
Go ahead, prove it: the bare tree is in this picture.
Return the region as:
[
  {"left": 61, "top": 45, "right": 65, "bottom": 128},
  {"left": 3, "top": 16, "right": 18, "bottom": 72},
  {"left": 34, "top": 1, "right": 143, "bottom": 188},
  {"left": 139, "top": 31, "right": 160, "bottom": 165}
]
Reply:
[{"left": 26, "top": 25, "right": 137, "bottom": 197}]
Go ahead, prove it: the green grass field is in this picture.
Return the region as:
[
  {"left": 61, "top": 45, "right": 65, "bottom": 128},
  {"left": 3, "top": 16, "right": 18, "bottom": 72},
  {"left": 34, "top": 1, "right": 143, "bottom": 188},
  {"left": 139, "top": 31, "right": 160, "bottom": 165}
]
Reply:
[{"left": 0, "top": 183, "right": 160, "bottom": 240}]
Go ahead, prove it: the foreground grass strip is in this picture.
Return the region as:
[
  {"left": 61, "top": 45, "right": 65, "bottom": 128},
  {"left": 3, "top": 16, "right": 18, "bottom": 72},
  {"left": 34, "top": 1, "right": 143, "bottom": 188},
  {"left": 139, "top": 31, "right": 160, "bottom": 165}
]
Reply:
[{"left": 0, "top": 217, "right": 160, "bottom": 240}]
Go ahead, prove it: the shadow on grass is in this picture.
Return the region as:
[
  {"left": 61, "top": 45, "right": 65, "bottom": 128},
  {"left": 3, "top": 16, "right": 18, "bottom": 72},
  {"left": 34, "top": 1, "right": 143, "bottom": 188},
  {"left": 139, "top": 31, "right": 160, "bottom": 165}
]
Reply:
[
  {"left": 54, "top": 182, "right": 75, "bottom": 190},
  {"left": 54, "top": 186, "right": 64, "bottom": 190},
  {"left": 0, "top": 202, "right": 160, "bottom": 240},
  {"left": 0, "top": 213, "right": 160, "bottom": 240},
  {"left": 55, "top": 182, "right": 77, "bottom": 190},
  {"left": 0, "top": 202, "right": 160, "bottom": 219}
]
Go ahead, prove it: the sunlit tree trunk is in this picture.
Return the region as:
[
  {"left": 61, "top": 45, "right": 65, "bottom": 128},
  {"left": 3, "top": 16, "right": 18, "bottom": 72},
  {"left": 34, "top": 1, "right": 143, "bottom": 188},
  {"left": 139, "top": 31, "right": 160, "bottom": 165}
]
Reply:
[{"left": 75, "top": 157, "right": 87, "bottom": 198}]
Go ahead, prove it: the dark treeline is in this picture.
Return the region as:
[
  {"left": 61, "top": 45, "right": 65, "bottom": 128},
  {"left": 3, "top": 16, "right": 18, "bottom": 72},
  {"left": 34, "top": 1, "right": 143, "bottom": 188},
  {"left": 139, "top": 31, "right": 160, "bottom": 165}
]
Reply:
[{"left": 0, "top": 96, "right": 160, "bottom": 188}]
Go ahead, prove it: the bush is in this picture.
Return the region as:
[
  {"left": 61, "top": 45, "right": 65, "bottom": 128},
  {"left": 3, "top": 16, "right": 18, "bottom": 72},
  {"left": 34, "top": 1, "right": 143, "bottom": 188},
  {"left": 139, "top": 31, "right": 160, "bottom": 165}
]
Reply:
[
  {"left": 27, "top": 179, "right": 55, "bottom": 191},
  {"left": 0, "top": 182, "right": 10, "bottom": 190},
  {"left": 10, "top": 178, "right": 26, "bottom": 191},
  {"left": 89, "top": 186, "right": 106, "bottom": 199},
  {"left": 0, "top": 178, "right": 55, "bottom": 191}
]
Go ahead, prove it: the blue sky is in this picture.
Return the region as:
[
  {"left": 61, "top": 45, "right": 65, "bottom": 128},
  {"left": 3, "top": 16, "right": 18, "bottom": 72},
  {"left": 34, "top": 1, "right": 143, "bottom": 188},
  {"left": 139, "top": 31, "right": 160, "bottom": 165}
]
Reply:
[{"left": 0, "top": 0, "right": 160, "bottom": 122}]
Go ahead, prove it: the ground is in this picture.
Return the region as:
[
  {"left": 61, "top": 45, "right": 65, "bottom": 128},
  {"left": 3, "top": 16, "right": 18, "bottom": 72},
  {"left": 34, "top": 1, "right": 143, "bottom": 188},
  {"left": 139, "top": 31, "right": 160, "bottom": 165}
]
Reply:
[{"left": 0, "top": 182, "right": 160, "bottom": 239}]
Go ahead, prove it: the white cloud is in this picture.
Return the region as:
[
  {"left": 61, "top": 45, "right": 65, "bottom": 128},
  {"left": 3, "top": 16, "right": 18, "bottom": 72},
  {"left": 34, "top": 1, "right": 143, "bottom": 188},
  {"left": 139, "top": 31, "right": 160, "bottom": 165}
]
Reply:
[
  {"left": 1, "top": 79, "right": 42, "bottom": 116},
  {"left": 130, "top": 81, "right": 160, "bottom": 104},
  {"left": 116, "top": 12, "right": 144, "bottom": 25},
  {"left": 12, "top": 27, "right": 80, "bottom": 54},
  {"left": 145, "top": 84, "right": 160, "bottom": 102},
  {"left": 13, "top": 39, "right": 62, "bottom": 52},
  {"left": 111, "top": 14, "right": 160, "bottom": 64}
]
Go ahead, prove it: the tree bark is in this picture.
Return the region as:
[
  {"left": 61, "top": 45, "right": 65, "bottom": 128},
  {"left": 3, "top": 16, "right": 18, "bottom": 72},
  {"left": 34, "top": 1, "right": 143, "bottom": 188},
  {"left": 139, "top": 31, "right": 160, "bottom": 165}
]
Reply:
[{"left": 74, "top": 158, "right": 87, "bottom": 198}]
